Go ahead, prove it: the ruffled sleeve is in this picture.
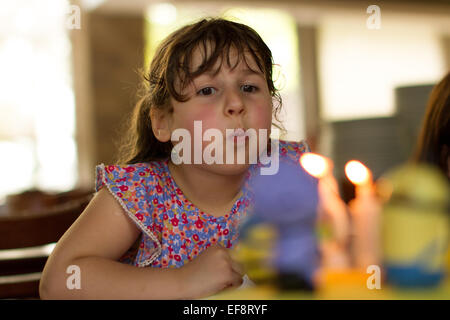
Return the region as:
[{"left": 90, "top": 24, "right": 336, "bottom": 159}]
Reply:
[{"left": 95, "top": 163, "right": 162, "bottom": 267}]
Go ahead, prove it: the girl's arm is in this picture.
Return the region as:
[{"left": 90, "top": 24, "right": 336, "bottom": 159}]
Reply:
[{"left": 39, "top": 188, "right": 186, "bottom": 299}]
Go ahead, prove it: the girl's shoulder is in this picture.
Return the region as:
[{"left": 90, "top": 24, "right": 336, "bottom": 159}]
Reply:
[
  {"left": 245, "top": 138, "right": 310, "bottom": 180},
  {"left": 95, "top": 160, "right": 169, "bottom": 194},
  {"left": 94, "top": 160, "right": 171, "bottom": 266},
  {"left": 94, "top": 160, "right": 171, "bottom": 215},
  {"left": 271, "top": 138, "right": 311, "bottom": 165},
  {"left": 277, "top": 139, "right": 310, "bottom": 158}
]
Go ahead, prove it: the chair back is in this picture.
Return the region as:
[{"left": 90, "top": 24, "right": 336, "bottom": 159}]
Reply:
[{"left": 0, "top": 190, "right": 93, "bottom": 299}]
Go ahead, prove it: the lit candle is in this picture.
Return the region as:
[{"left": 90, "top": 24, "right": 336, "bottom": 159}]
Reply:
[
  {"left": 300, "top": 153, "right": 351, "bottom": 269},
  {"left": 345, "top": 160, "right": 381, "bottom": 270}
]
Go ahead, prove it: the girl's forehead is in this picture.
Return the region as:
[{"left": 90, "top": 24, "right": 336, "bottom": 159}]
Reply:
[{"left": 189, "top": 44, "right": 262, "bottom": 75}]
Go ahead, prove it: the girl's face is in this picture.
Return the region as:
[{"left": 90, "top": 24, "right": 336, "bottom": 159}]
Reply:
[{"left": 167, "top": 46, "right": 273, "bottom": 175}]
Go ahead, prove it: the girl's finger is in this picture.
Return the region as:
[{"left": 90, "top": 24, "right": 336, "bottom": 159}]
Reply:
[
  {"left": 226, "top": 270, "right": 244, "bottom": 289},
  {"left": 230, "top": 259, "right": 245, "bottom": 277}
]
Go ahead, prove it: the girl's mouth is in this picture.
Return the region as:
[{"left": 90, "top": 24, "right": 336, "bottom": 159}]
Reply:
[
  {"left": 227, "top": 128, "right": 248, "bottom": 145},
  {"left": 227, "top": 128, "right": 246, "bottom": 138}
]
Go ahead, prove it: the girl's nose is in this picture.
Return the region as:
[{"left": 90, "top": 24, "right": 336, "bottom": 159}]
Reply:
[{"left": 224, "top": 89, "right": 245, "bottom": 116}]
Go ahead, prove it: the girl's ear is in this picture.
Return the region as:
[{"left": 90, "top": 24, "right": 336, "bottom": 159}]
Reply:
[{"left": 150, "top": 107, "right": 172, "bottom": 143}]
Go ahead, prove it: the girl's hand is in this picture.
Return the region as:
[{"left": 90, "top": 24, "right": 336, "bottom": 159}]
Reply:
[{"left": 179, "top": 244, "right": 244, "bottom": 299}]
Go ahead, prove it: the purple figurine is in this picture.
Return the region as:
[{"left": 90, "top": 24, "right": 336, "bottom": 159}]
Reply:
[{"left": 244, "top": 159, "right": 320, "bottom": 290}]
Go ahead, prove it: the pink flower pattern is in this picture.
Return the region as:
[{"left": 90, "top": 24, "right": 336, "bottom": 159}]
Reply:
[{"left": 95, "top": 139, "right": 309, "bottom": 268}]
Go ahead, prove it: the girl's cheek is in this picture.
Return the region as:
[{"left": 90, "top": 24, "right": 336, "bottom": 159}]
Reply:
[
  {"left": 180, "top": 108, "right": 220, "bottom": 134},
  {"left": 255, "top": 102, "right": 273, "bottom": 128}
]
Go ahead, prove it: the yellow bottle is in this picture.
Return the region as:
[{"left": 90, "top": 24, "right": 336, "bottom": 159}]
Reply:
[{"left": 379, "top": 164, "right": 450, "bottom": 287}]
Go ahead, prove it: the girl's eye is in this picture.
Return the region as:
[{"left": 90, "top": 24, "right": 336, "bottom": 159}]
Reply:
[
  {"left": 242, "top": 84, "right": 258, "bottom": 93},
  {"left": 197, "top": 87, "right": 216, "bottom": 96}
]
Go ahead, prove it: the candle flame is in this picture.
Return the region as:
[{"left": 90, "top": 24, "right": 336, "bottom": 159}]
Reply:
[
  {"left": 299, "top": 153, "right": 329, "bottom": 178},
  {"left": 345, "top": 160, "right": 371, "bottom": 185}
]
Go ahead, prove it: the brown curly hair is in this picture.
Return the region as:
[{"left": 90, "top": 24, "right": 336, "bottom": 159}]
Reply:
[
  {"left": 413, "top": 71, "right": 450, "bottom": 177},
  {"left": 116, "top": 17, "right": 285, "bottom": 164}
]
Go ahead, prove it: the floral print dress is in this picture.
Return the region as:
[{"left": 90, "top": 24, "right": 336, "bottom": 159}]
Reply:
[{"left": 95, "top": 139, "right": 309, "bottom": 268}]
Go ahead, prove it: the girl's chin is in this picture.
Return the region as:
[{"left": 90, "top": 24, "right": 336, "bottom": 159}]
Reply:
[{"left": 198, "top": 162, "right": 252, "bottom": 176}]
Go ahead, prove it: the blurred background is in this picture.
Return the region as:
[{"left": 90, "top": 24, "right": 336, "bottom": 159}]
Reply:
[
  {"left": 0, "top": 0, "right": 449, "bottom": 298},
  {"left": 1, "top": 0, "right": 449, "bottom": 204}
]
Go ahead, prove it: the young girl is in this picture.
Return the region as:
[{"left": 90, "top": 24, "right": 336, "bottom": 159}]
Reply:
[{"left": 40, "top": 18, "right": 310, "bottom": 299}]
